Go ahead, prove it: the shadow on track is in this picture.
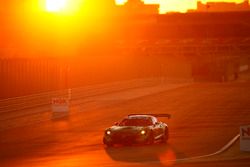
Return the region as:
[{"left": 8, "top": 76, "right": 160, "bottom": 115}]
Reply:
[{"left": 104, "top": 143, "right": 186, "bottom": 164}]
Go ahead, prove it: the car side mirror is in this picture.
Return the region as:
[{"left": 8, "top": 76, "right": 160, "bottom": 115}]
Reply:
[{"left": 155, "top": 122, "right": 160, "bottom": 126}]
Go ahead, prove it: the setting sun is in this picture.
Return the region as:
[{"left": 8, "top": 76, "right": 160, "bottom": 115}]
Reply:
[
  {"left": 46, "top": 0, "right": 67, "bottom": 12},
  {"left": 116, "top": 0, "right": 126, "bottom": 5}
]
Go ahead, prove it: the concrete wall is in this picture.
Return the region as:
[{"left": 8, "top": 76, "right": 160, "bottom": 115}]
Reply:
[{"left": 0, "top": 55, "right": 192, "bottom": 99}]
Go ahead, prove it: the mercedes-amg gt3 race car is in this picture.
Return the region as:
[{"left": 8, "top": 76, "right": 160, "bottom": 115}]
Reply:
[{"left": 103, "top": 114, "right": 170, "bottom": 147}]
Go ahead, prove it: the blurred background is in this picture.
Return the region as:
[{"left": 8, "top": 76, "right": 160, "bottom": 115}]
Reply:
[{"left": 1, "top": 0, "right": 250, "bottom": 99}]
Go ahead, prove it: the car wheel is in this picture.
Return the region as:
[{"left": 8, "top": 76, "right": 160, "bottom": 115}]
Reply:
[
  {"left": 146, "top": 131, "right": 154, "bottom": 145},
  {"left": 161, "top": 128, "right": 169, "bottom": 143},
  {"left": 106, "top": 142, "right": 113, "bottom": 147},
  {"left": 103, "top": 138, "right": 113, "bottom": 147}
]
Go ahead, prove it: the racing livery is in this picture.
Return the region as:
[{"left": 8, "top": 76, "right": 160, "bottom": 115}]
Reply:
[{"left": 103, "top": 114, "right": 170, "bottom": 147}]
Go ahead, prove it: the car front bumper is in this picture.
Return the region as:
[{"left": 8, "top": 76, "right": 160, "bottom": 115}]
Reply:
[{"left": 103, "top": 133, "right": 149, "bottom": 145}]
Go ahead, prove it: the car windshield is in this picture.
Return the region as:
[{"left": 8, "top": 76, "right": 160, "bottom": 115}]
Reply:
[{"left": 119, "top": 118, "right": 153, "bottom": 126}]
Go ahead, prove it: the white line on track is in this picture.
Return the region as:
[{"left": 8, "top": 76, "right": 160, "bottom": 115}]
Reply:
[
  {"left": 148, "top": 133, "right": 240, "bottom": 165},
  {"left": 175, "top": 134, "right": 240, "bottom": 162}
]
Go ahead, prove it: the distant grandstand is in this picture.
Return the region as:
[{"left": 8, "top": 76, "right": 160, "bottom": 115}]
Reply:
[
  {"left": 192, "top": 0, "right": 250, "bottom": 12},
  {"left": 115, "top": 11, "right": 250, "bottom": 81}
]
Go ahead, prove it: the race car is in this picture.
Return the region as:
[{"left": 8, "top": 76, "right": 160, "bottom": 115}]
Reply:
[{"left": 103, "top": 114, "right": 170, "bottom": 147}]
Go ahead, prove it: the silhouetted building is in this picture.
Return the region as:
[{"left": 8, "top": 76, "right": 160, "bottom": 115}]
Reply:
[
  {"left": 118, "top": 0, "right": 159, "bottom": 16},
  {"left": 193, "top": 0, "right": 250, "bottom": 12},
  {"left": 82, "top": 0, "right": 159, "bottom": 16}
]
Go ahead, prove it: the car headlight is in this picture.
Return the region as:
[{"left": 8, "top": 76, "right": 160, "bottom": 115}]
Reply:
[
  {"left": 106, "top": 130, "right": 111, "bottom": 135},
  {"left": 140, "top": 130, "right": 146, "bottom": 135}
]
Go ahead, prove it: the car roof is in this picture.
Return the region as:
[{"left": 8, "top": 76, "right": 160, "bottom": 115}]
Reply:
[
  {"left": 124, "top": 115, "right": 158, "bottom": 124},
  {"left": 127, "top": 114, "right": 154, "bottom": 119}
]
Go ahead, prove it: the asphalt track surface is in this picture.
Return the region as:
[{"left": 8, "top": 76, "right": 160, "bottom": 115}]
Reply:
[{"left": 1, "top": 79, "right": 250, "bottom": 167}]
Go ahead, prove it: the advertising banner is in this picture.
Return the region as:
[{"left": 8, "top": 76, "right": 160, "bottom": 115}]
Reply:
[{"left": 240, "top": 125, "right": 250, "bottom": 152}]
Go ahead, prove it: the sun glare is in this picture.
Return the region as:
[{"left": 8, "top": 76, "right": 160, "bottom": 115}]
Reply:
[
  {"left": 116, "top": 0, "right": 127, "bottom": 5},
  {"left": 46, "top": 0, "right": 67, "bottom": 12}
]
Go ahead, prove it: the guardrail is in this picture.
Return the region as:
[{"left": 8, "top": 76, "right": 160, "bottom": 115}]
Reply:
[
  {"left": 0, "top": 90, "right": 67, "bottom": 114},
  {"left": 0, "top": 78, "right": 170, "bottom": 114},
  {"left": 0, "top": 77, "right": 193, "bottom": 131}
]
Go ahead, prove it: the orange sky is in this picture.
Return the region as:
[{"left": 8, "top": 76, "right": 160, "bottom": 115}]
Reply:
[{"left": 116, "top": 0, "right": 246, "bottom": 13}]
